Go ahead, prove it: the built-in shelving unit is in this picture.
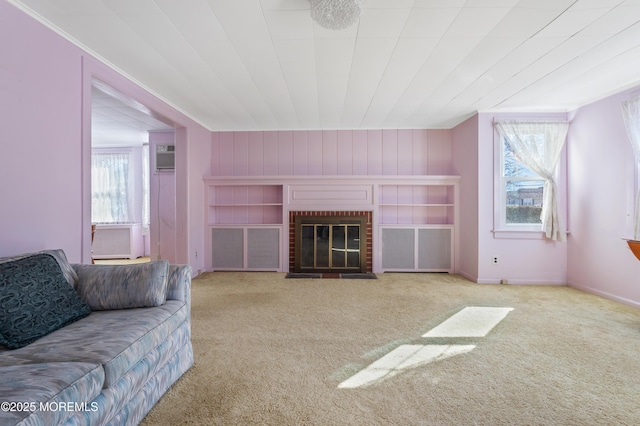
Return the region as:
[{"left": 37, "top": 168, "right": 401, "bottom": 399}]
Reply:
[
  {"left": 379, "top": 184, "right": 455, "bottom": 225},
  {"left": 207, "top": 184, "right": 283, "bottom": 225},
  {"left": 205, "top": 182, "right": 283, "bottom": 271},
  {"left": 377, "top": 176, "right": 458, "bottom": 272},
  {"left": 203, "top": 176, "right": 459, "bottom": 273}
]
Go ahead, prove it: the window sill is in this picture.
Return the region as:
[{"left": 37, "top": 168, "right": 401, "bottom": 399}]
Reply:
[
  {"left": 493, "top": 229, "right": 544, "bottom": 240},
  {"left": 493, "top": 228, "right": 570, "bottom": 240}
]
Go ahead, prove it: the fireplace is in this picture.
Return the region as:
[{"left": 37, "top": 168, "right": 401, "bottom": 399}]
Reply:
[{"left": 290, "top": 211, "right": 372, "bottom": 273}]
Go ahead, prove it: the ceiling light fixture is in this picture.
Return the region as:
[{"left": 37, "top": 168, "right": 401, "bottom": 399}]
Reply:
[{"left": 310, "top": 0, "right": 362, "bottom": 30}]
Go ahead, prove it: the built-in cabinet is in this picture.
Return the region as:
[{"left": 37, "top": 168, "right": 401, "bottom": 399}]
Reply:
[
  {"left": 377, "top": 178, "right": 457, "bottom": 272},
  {"left": 204, "top": 176, "right": 459, "bottom": 273},
  {"left": 207, "top": 184, "right": 283, "bottom": 270},
  {"left": 211, "top": 226, "right": 281, "bottom": 270},
  {"left": 380, "top": 227, "right": 453, "bottom": 271}
]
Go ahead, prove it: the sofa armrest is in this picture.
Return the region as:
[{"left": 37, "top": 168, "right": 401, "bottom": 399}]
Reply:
[{"left": 166, "top": 264, "right": 192, "bottom": 306}]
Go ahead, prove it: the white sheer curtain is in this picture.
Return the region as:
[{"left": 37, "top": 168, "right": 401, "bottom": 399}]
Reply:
[
  {"left": 495, "top": 121, "right": 569, "bottom": 241},
  {"left": 622, "top": 96, "right": 640, "bottom": 240},
  {"left": 91, "top": 152, "right": 132, "bottom": 224}
]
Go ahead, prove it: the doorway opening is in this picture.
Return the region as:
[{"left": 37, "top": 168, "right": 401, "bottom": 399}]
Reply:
[{"left": 90, "top": 79, "right": 174, "bottom": 264}]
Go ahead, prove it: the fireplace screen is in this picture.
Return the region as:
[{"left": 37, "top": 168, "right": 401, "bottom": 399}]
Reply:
[{"left": 295, "top": 216, "right": 367, "bottom": 273}]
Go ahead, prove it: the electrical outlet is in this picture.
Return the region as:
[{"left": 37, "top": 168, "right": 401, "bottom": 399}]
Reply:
[{"left": 492, "top": 256, "right": 498, "bottom": 265}]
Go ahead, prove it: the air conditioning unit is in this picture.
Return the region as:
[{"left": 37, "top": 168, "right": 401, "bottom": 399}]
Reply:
[{"left": 156, "top": 145, "right": 175, "bottom": 170}]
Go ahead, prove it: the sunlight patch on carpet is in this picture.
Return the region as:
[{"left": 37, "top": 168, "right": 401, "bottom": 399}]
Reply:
[
  {"left": 423, "top": 307, "right": 514, "bottom": 338},
  {"left": 338, "top": 344, "right": 475, "bottom": 389},
  {"left": 338, "top": 306, "right": 513, "bottom": 389}
]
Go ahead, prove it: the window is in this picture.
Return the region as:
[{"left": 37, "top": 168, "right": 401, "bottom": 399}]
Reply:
[
  {"left": 501, "top": 136, "right": 544, "bottom": 226},
  {"left": 494, "top": 121, "right": 569, "bottom": 241},
  {"left": 91, "top": 151, "right": 132, "bottom": 224},
  {"left": 622, "top": 96, "right": 640, "bottom": 240}
]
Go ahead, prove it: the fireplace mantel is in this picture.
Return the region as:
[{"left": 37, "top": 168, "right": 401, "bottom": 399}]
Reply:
[{"left": 203, "top": 175, "right": 460, "bottom": 186}]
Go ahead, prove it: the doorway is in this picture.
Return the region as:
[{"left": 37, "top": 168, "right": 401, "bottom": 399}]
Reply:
[{"left": 90, "top": 79, "right": 174, "bottom": 263}]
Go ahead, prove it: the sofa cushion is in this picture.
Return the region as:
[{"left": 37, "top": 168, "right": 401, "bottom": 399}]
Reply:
[
  {"left": 0, "top": 362, "right": 104, "bottom": 426},
  {"left": 0, "top": 300, "right": 188, "bottom": 388},
  {"left": 65, "top": 323, "right": 193, "bottom": 426},
  {"left": 0, "top": 254, "right": 91, "bottom": 349},
  {"left": 74, "top": 261, "right": 170, "bottom": 310},
  {"left": 0, "top": 249, "right": 78, "bottom": 287}
]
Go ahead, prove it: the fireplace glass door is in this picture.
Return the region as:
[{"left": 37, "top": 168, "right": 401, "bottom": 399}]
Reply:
[{"left": 295, "top": 216, "right": 366, "bottom": 273}]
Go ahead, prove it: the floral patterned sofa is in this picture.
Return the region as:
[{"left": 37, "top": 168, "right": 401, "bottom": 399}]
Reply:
[{"left": 0, "top": 249, "right": 193, "bottom": 425}]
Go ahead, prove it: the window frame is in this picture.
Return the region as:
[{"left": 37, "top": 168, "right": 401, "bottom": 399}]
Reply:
[
  {"left": 493, "top": 128, "right": 566, "bottom": 239},
  {"left": 626, "top": 159, "right": 640, "bottom": 239}
]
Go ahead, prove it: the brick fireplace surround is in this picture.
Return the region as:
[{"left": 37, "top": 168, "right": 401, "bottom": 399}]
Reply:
[{"left": 289, "top": 211, "right": 373, "bottom": 273}]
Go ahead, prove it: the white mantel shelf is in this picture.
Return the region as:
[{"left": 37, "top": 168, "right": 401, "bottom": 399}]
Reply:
[{"left": 203, "top": 175, "right": 460, "bottom": 185}]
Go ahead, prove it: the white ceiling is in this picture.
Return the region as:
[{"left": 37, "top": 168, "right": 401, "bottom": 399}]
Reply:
[
  {"left": 10, "top": 0, "right": 640, "bottom": 132},
  {"left": 91, "top": 81, "right": 173, "bottom": 147}
]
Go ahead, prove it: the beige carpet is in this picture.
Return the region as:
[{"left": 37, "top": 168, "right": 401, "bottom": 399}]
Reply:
[{"left": 142, "top": 272, "right": 640, "bottom": 425}]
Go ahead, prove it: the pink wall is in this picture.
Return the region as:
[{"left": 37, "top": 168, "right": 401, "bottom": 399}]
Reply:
[
  {"left": 567, "top": 87, "right": 640, "bottom": 306},
  {"left": 1, "top": 1, "right": 84, "bottom": 261},
  {"left": 473, "top": 112, "right": 569, "bottom": 285},
  {"left": 180, "top": 124, "right": 212, "bottom": 272},
  {"left": 1, "top": 2, "right": 211, "bottom": 274},
  {"left": 451, "top": 115, "right": 479, "bottom": 281},
  {"left": 211, "top": 129, "right": 452, "bottom": 176},
  {"left": 450, "top": 112, "right": 569, "bottom": 285},
  {"left": 149, "top": 131, "right": 177, "bottom": 263},
  {"left": 452, "top": 113, "right": 567, "bottom": 284}
]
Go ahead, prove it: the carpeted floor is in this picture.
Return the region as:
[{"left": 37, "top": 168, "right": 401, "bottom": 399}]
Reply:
[{"left": 141, "top": 272, "right": 640, "bottom": 425}]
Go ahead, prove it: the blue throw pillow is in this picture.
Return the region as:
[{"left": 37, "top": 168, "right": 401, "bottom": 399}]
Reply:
[
  {"left": 0, "top": 249, "right": 79, "bottom": 287},
  {"left": 0, "top": 253, "right": 91, "bottom": 349}
]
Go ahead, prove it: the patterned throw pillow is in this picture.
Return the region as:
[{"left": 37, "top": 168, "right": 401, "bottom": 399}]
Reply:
[
  {"left": 0, "top": 254, "right": 91, "bottom": 349},
  {"left": 0, "top": 249, "right": 78, "bottom": 287},
  {"left": 74, "top": 260, "right": 170, "bottom": 310}
]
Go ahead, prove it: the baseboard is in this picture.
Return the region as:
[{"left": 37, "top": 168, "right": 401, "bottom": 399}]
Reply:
[
  {"left": 568, "top": 281, "right": 640, "bottom": 309},
  {"left": 476, "top": 278, "right": 566, "bottom": 285},
  {"left": 457, "top": 270, "right": 478, "bottom": 283}
]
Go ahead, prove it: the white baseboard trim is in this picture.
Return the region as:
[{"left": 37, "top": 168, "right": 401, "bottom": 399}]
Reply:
[
  {"left": 568, "top": 281, "right": 640, "bottom": 309},
  {"left": 457, "top": 270, "right": 478, "bottom": 283},
  {"left": 456, "top": 271, "right": 566, "bottom": 286},
  {"left": 476, "top": 278, "right": 566, "bottom": 285}
]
